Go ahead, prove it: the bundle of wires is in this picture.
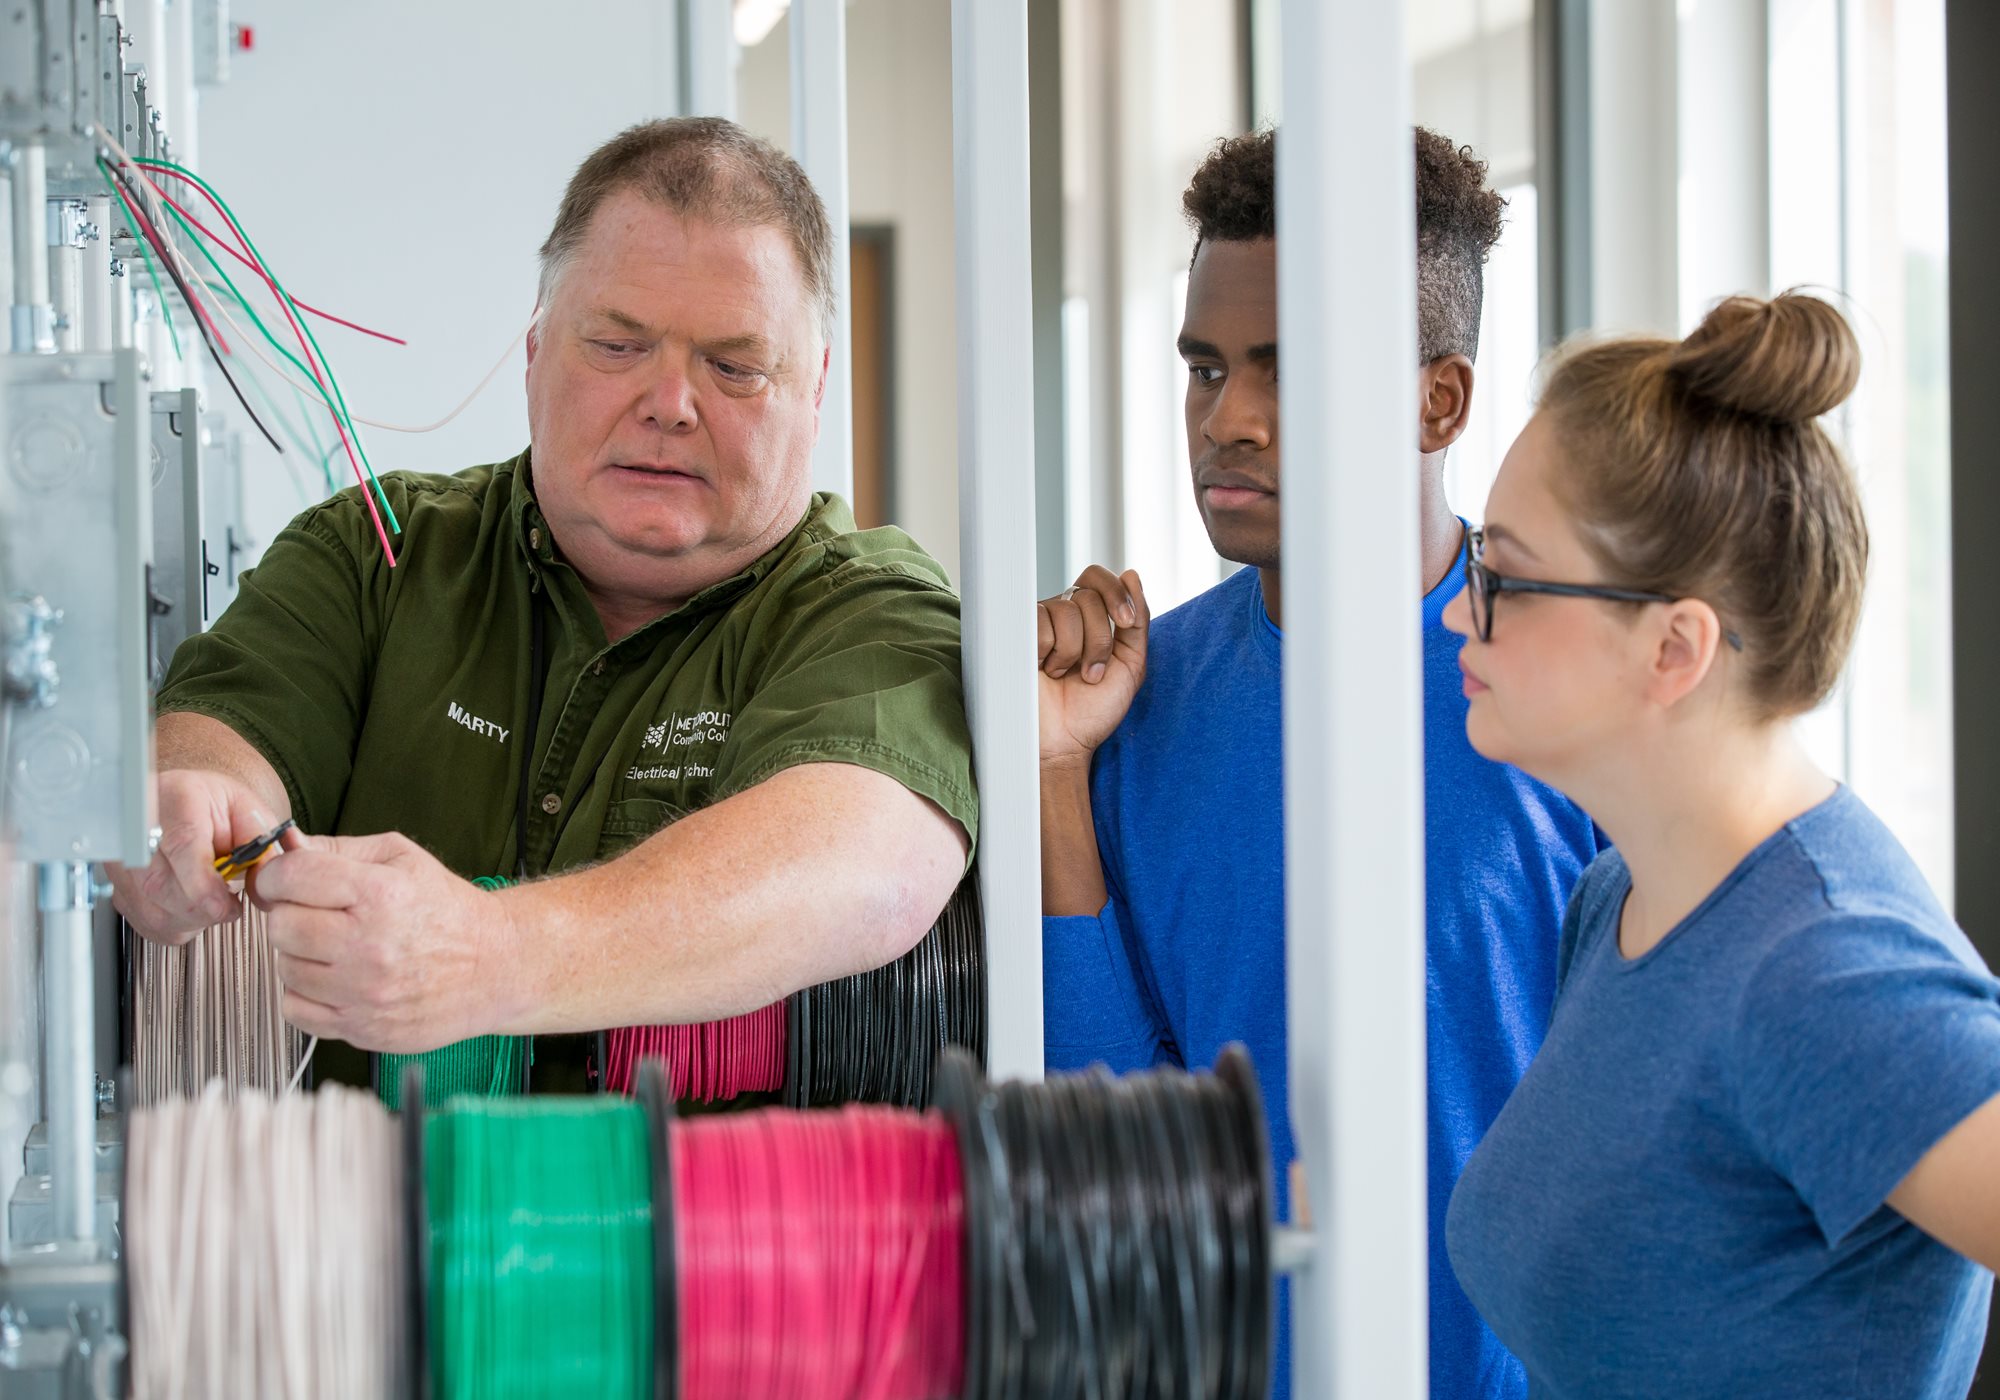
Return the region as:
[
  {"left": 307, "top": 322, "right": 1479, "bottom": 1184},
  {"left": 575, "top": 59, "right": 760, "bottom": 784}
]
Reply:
[
  {"left": 376, "top": 876, "right": 527, "bottom": 1108},
  {"left": 129, "top": 895, "right": 311, "bottom": 1103},
  {"left": 602, "top": 874, "right": 985, "bottom": 1109},
  {"left": 127, "top": 1083, "right": 406, "bottom": 1399},
  {"left": 88, "top": 124, "right": 406, "bottom": 562},
  {"left": 88, "top": 120, "right": 534, "bottom": 546}
]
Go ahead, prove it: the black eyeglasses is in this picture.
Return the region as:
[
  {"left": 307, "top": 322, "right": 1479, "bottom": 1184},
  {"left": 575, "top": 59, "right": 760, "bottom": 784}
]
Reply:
[{"left": 1463, "top": 527, "right": 1744, "bottom": 650}]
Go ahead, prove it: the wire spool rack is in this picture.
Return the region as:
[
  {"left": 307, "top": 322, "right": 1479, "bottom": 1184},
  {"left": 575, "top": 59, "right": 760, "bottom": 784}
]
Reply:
[{"left": 123, "top": 1044, "right": 1272, "bottom": 1400}]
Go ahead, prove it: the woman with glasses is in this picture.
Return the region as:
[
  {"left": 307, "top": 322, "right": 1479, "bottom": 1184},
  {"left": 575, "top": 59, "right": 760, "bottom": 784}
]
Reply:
[{"left": 1443, "top": 291, "right": 2000, "bottom": 1398}]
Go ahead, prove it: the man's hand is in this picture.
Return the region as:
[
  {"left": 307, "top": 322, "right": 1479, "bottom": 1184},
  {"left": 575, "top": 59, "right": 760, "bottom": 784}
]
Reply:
[
  {"left": 109, "top": 769, "right": 284, "bottom": 945},
  {"left": 252, "top": 832, "right": 517, "bottom": 1054},
  {"left": 1038, "top": 566, "right": 1149, "bottom": 768}
]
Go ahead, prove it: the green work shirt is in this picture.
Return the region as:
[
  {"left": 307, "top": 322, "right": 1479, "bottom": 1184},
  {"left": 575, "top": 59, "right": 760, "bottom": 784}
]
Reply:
[{"left": 157, "top": 449, "right": 978, "bottom": 884}]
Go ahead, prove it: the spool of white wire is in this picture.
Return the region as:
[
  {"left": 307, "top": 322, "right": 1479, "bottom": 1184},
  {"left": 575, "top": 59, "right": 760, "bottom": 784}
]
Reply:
[{"left": 127, "top": 1083, "right": 405, "bottom": 1399}]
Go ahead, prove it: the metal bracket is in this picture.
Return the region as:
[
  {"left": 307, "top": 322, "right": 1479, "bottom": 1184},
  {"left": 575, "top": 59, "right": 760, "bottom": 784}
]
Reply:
[
  {"left": 147, "top": 387, "right": 202, "bottom": 687},
  {"left": 44, "top": 201, "right": 94, "bottom": 250},
  {"left": 2, "top": 596, "right": 62, "bottom": 711}
]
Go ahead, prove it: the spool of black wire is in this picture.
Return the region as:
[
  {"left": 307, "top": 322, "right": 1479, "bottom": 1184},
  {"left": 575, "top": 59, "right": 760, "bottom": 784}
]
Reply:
[
  {"left": 783, "top": 871, "right": 986, "bottom": 1110},
  {"left": 931, "top": 1044, "right": 1273, "bottom": 1400}
]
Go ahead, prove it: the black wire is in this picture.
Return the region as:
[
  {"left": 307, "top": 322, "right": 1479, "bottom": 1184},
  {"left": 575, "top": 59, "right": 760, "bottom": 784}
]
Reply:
[
  {"left": 963, "top": 1059, "right": 1271, "bottom": 1400},
  {"left": 101, "top": 158, "right": 285, "bottom": 457},
  {"left": 784, "top": 871, "right": 983, "bottom": 1109}
]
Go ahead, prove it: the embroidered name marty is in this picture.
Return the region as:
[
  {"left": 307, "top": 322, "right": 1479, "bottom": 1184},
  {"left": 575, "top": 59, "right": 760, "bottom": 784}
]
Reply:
[{"left": 445, "top": 700, "right": 510, "bottom": 745}]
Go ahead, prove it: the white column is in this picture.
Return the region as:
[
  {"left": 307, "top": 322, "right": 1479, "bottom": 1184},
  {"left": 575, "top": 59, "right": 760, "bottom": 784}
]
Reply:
[
  {"left": 9, "top": 144, "right": 53, "bottom": 354},
  {"left": 1279, "top": 0, "right": 1430, "bottom": 1397},
  {"left": 791, "top": 0, "right": 855, "bottom": 503},
  {"left": 951, "top": 0, "right": 1043, "bottom": 1083},
  {"left": 681, "top": 0, "right": 739, "bottom": 120}
]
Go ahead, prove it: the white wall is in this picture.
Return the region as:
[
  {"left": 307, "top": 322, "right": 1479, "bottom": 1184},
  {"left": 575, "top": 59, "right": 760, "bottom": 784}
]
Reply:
[
  {"left": 199, "top": 2, "right": 680, "bottom": 562},
  {"left": 738, "top": 0, "right": 963, "bottom": 578}
]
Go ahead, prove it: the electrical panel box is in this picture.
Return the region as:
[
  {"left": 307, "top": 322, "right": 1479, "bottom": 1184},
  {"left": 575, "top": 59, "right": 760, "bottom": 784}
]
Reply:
[{"left": 0, "top": 350, "right": 157, "bottom": 866}]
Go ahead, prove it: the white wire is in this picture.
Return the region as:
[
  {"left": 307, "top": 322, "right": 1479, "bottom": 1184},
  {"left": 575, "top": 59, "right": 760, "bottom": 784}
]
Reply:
[
  {"left": 128, "top": 1083, "right": 405, "bottom": 1399},
  {"left": 286, "top": 1035, "right": 318, "bottom": 1094},
  {"left": 90, "top": 120, "right": 527, "bottom": 438},
  {"left": 132, "top": 898, "right": 310, "bottom": 1103}
]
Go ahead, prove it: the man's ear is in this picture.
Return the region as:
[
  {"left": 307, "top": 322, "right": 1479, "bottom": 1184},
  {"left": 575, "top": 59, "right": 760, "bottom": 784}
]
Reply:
[
  {"left": 525, "top": 308, "right": 543, "bottom": 368},
  {"left": 814, "top": 343, "right": 831, "bottom": 410},
  {"left": 1420, "top": 354, "right": 1475, "bottom": 455}
]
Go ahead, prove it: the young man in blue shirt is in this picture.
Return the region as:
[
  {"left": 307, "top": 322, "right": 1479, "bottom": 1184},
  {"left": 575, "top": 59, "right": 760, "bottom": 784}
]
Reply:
[{"left": 1038, "top": 128, "right": 1600, "bottom": 1400}]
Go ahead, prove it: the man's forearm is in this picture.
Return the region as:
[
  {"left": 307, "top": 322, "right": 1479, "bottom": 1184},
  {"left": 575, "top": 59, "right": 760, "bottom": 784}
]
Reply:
[
  {"left": 1041, "top": 757, "right": 1110, "bottom": 917},
  {"left": 488, "top": 762, "right": 968, "bottom": 1035},
  {"left": 156, "top": 711, "right": 291, "bottom": 816}
]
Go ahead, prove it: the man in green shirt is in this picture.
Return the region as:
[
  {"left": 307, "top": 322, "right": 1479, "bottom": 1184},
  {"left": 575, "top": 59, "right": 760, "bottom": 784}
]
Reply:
[{"left": 109, "top": 118, "right": 976, "bottom": 1068}]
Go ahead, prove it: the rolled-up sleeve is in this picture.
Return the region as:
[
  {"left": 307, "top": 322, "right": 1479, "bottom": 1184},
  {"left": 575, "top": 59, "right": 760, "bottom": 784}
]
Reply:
[{"left": 715, "top": 558, "right": 978, "bottom": 857}]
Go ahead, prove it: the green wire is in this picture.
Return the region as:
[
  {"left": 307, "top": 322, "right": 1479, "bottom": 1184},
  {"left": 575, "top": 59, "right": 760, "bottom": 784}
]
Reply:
[
  {"left": 377, "top": 876, "right": 530, "bottom": 1111},
  {"left": 97, "top": 162, "right": 182, "bottom": 362},
  {"left": 203, "top": 296, "right": 324, "bottom": 459},
  {"left": 136, "top": 157, "right": 402, "bottom": 535},
  {"left": 427, "top": 1098, "right": 654, "bottom": 1398},
  {"left": 287, "top": 380, "right": 339, "bottom": 494},
  {"left": 159, "top": 195, "right": 396, "bottom": 522}
]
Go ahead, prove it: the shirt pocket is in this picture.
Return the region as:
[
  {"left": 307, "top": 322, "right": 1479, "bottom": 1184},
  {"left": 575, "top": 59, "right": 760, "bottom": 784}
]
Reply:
[{"left": 598, "top": 797, "right": 687, "bottom": 860}]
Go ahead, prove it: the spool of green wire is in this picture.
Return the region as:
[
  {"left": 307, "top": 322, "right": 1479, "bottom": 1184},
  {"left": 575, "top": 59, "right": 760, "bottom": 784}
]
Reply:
[
  {"left": 377, "top": 877, "right": 529, "bottom": 1108},
  {"left": 426, "top": 1098, "right": 655, "bottom": 1398}
]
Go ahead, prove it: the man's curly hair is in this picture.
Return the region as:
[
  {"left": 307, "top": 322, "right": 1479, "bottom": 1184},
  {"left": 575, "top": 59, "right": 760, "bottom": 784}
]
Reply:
[{"left": 1182, "top": 126, "right": 1506, "bottom": 364}]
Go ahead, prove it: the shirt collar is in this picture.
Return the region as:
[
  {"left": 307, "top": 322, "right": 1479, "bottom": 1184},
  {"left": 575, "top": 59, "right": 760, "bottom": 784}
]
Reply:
[{"left": 506, "top": 447, "right": 841, "bottom": 631}]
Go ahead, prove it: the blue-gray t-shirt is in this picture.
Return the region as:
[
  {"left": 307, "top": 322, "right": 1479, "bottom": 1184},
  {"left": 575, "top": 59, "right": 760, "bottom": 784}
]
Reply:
[
  {"left": 1447, "top": 786, "right": 2000, "bottom": 1399},
  {"left": 1044, "top": 556, "right": 1599, "bottom": 1400}
]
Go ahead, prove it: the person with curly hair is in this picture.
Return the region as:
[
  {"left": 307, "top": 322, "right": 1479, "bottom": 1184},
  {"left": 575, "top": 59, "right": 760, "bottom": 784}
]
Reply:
[{"left": 1037, "top": 127, "right": 1600, "bottom": 1399}]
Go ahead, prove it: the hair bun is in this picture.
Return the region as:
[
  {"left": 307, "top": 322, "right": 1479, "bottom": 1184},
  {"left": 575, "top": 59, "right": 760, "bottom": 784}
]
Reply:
[{"left": 1667, "top": 291, "right": 1860, "bottom": 425}]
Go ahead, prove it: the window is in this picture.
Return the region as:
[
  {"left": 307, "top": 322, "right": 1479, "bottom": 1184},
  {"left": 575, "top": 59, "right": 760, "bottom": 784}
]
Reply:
[{"left": 1772, "top": 0, "right": 1953, "bottom": 902}]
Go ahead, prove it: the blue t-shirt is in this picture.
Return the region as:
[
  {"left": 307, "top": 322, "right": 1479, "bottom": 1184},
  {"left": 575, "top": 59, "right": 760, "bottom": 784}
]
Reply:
[
  {"left": 1447, "top": 786, "right": 2000, "bottom": 1400},
  {"left": 1044, "top": 556, "right": 1600, "bottom": 1400}
]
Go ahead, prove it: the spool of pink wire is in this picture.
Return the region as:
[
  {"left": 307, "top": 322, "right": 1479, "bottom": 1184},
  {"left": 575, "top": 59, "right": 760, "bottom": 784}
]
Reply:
[
  {"left": 603, "top": 1002, "right": 787, "bottom": 1101},
  {"left": 670, "top": 1105, "right": 966, "bottom": 1400}
]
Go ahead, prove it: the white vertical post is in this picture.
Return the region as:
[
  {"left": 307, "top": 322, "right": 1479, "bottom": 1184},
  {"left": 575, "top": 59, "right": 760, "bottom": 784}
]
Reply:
[
  {"left": 681, "top": 0, "right": 739, "bottom": 120},
  {"left": 39, "top": 864, "right": 96, "bottom": 1245},
  {"left": 791, "top": 0, "right": 855, "bottom": 504},
  {"left": 1279, "top": 0, "right": 1429, "bottom": 1397},
  {"left": 952, "top": 0, "right": 1043, "bottom": 1083},
  {"left": 10, "top": 144, "right": 53, "bottom": 354}
]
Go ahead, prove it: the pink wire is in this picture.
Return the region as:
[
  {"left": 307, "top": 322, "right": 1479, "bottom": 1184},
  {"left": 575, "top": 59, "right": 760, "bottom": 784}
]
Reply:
[
  {"left": 603, "top": 1003, "right": 787, "bottom": 1101},
  {"left": 143, "top": 185, "right": 409, "bottom": 344},
  {"left": 126, "top": 160, "right": 398, "bottom": 567},
  {"left": 672, "top": 1106, "right": 966, "bottom": 1400}
]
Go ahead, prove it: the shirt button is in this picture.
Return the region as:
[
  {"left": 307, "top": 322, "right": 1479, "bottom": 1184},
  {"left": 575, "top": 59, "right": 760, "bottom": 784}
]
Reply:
[
  {"left": 540, "top": 792, "right": 562, "bottom": 815},
  {"left": 528, "top": 527, "right": 543, "bottom": 550},
  {"left": 591, "top": 658, "right": 606, "bottom": 677}
]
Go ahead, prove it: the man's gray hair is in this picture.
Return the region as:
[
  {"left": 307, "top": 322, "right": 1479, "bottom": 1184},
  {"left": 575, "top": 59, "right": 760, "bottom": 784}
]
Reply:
[{"left": 536, "top": 117, "right": 835, "bottom": 342}]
